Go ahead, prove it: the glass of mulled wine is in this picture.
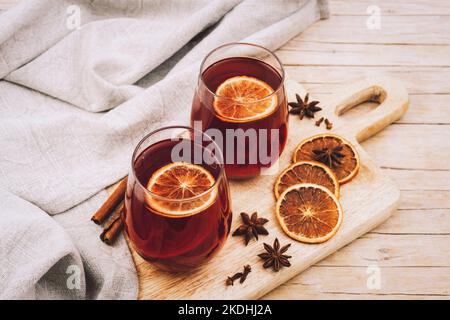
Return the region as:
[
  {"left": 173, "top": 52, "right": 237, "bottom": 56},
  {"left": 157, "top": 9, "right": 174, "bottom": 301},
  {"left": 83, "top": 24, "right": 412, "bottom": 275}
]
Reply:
[
  {"left": 123, "top": 126, "right": 232, "bottom": 272},
  {"left": 191, "top": 42, "right": 288, "bottom": 179}
]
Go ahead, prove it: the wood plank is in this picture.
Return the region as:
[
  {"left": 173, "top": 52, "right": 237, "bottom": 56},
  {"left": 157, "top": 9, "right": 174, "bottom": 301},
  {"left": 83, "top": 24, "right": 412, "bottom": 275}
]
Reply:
[
  {"left": 286, "top": 66, "right": 450, "bottom": 94},
  {"left": 372, "top": 209, "right": 450, "bottom": 234},
  {"left": 399, "top": 190, "right": 450, "bottom": 209},
  {"left": 360, "top": 124, "right": 450, "bottom": 170},
  {"left": 296, "top": 15, "right": 450, "bottom": 45},
  {"left": 305, "top": 83, "right": 450, "bottom": 96},
  {"left": 264, "top": 266, "right": 450, "bottom": 299},
  {"left": 383, "top": 168, "right": 450, "bottom": 191},
  {"left": 399, "top": 95, "right": 450, "bottom": 124},
  {"left": 266, "top": 292, "right": 449, "bottom": 299},
  {"left": 331, "top": 0, "right": 450, "bottom": 16},
  {"left": 0, "top": 0, "right": 17, "bottom": 10},
  {"left": 278, "top": 42, "right": 450, "bottom": 67},
  {"left": 302, "top": 94, "right": 450, "bottom": 125},
  {"left": 287, "top": 67, "right": 450, "bottom": 124},
  {"left": 316, "top": 234, "right": 450, "bottom": 266}
]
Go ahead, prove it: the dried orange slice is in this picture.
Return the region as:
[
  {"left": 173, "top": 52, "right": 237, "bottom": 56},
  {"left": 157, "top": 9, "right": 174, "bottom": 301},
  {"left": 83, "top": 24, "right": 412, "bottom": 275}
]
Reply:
[
  {"left": 276, "top": 183, "right": 343, "bottom": 244},
  {"left": 213, "top": 76, "right": 277, "bottom": 122},
  {"left": 293, "top": 133, "right": 360, "bottom": 184},
  {"left": 274, "top": 161, "right": 339, "bottom": 199},
  {"left": 146, "top": 162, "right": 216, "bottom": 216}
]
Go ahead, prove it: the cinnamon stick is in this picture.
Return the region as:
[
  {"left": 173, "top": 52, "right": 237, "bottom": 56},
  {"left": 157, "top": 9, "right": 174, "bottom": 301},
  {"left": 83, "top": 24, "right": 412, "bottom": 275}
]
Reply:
[
  {"left": 91, "top": 176, "right": 128, "bottom": 224},
  {"left": 100, "top": 201, "right": 124, "bottom": 245}
]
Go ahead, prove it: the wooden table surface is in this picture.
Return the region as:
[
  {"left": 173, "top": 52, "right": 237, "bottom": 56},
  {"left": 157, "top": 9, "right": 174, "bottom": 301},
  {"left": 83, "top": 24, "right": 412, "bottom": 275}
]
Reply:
[{"left": 2, "top": 0, "right": 449, "bottom": 299}]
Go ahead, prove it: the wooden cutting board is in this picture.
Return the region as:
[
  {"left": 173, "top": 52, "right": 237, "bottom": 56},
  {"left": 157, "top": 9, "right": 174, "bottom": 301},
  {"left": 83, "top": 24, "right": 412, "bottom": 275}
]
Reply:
[{"left": 126, "top": 77, "right": 409, "bottom": 299}]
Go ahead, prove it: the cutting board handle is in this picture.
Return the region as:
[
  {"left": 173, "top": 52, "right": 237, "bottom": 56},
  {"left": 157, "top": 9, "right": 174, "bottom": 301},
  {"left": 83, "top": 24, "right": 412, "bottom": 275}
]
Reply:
[{"left": 334, "top": 77, "right": 409, "bottom": 142}]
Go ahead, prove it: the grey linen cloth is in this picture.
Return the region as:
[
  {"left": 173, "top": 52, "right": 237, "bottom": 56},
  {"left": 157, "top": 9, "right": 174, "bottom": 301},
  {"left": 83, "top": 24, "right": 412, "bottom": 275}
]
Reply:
[{"left": 0, "top": 0, "right": 328, "bottom": 299}]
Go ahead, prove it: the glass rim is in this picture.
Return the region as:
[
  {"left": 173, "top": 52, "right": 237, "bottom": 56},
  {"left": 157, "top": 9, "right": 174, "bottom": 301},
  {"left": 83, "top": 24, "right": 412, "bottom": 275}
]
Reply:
[
  {"left": 198, "top": 42, "right": 285, "bottom": 103},
  {"left": 130, "top": 125, "right": 225, "bottom": 203}
]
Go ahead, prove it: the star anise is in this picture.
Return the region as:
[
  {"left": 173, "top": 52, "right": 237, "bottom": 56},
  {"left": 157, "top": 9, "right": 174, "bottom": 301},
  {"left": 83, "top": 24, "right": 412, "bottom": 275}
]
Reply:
[
  {"left": 232, "top": 212, "right": 269, "bottom": 245},
  {"left": 288, "top": 93, "right": 322, "bottom": 119},
  {"left": 258, "top": 238, "right": 292, "bottom": 272},
  {"left": 312, "top": 145, "right": 344, "bottom": 169}
]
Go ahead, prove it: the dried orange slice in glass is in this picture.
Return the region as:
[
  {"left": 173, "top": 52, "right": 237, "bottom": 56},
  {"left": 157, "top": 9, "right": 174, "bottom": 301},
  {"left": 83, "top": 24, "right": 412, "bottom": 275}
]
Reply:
[
  {"left": 213, "top": 76, "right": 277, "bottom": 122},
  {"left": 274, "top": 161, "right": 339, "bottom": 199},
  {"left": 276, "top": 183, "right": 343, "bottom": 244},
  {"left": 146, "top": 162, "right": 216, "bottom": 216},
  {"left": 293, "top": 133, "right": 360, "bottom": 184}
]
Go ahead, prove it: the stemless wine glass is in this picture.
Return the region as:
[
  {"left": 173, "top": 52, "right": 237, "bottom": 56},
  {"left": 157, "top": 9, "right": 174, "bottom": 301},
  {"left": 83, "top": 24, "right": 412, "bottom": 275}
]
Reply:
[
  {"left": 191, "top": 42, "right": 288, "bottom": 179},
  {"left": 123, "top": 126, "right": 232, "bottom": 272}
]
